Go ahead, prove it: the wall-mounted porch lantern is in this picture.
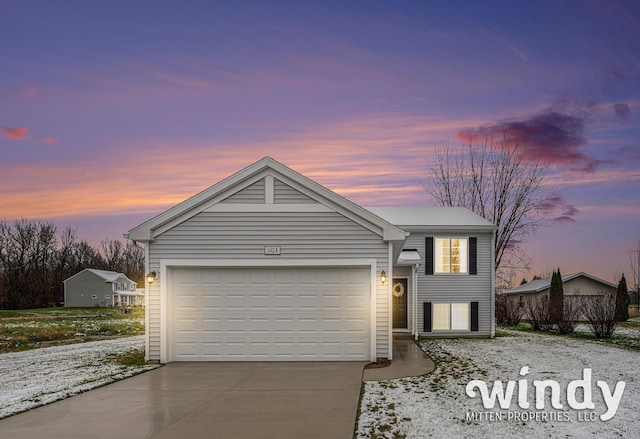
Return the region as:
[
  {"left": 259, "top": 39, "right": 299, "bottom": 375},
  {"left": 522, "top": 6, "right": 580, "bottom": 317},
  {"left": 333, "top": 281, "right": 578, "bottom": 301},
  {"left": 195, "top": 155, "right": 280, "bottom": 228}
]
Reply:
[
  {"left": 380, "top": 270, "right": 387, "bottom": 285},
  {"left": 146, "top": 271, "right": 157, "bottom": 285}
]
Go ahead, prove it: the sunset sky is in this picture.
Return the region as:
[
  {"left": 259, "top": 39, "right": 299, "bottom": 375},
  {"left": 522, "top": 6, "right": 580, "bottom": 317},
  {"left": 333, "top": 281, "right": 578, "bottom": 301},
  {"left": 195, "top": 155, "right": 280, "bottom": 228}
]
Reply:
[{"left": 2, "top": 1, "right": 639, "bottom": 285}]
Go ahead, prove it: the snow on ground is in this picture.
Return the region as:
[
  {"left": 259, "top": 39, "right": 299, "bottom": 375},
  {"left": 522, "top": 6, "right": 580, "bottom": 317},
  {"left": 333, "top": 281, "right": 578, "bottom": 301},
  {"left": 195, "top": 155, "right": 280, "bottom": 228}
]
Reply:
[
  {"left": 0, "top": 336, "right": 159, "bottom": 419},
  {"left": 357, "top": 330, "right": 639, "bottom": 438}
]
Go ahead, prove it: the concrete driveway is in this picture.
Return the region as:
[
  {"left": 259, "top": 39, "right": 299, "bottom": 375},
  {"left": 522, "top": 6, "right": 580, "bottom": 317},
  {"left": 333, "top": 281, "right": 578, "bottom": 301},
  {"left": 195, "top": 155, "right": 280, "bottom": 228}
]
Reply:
[{"left": 0, "top": 361, "right": 366, "bottom": 439}]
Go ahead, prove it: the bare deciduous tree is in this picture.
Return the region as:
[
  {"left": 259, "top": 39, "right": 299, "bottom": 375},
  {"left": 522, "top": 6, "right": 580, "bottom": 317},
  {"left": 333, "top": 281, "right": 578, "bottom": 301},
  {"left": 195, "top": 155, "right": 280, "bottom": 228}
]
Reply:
[
  {"left": 0, "top": 219, "right": 144, "bottom": 309},
  {"left": 424, "top": 131, "right": 552, "bottom": 290},
  {"left": 525, "top": 295, "right": 552, "bottom": 331},
  {"left": 581, "top": 293, "right": 618, "bottom": 338},
  {"left": 100, "top": 239, "right": 124, "bottom": 272},
  {"left": 557, "top": 296, "right": 582, "bottom": 334},
  {"left": 495, "top": 294, "right": 523, "bottom": 326}
]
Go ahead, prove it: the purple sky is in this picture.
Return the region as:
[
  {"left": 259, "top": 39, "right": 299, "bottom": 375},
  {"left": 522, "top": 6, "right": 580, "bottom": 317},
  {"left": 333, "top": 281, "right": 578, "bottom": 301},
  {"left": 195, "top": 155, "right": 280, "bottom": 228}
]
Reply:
[{"left": 2, "top": 1, "right": 639, "bottom": 285}]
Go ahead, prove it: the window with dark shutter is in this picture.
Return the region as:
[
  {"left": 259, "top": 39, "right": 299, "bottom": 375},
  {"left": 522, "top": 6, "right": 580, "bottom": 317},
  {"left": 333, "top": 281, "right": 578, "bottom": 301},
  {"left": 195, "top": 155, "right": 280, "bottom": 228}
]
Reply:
[
  {"left": 469, "top": 237, "right": 477, "bottom": 275},
  {"left": 425, "top": 237, "right": 434, "bottom": 275}
]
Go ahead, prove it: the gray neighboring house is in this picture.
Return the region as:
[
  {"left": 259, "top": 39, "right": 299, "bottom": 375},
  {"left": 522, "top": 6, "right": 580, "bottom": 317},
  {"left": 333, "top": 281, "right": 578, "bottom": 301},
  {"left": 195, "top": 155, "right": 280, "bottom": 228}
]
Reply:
[
  {"left": 126, "top": 157, "right": 497, "bottom": 364},
  {"left": 64, "top": 269, "right": 142, "bottom": 307},
  {"left": 502, "top": 272, "right": 617, "bottom": 314}
]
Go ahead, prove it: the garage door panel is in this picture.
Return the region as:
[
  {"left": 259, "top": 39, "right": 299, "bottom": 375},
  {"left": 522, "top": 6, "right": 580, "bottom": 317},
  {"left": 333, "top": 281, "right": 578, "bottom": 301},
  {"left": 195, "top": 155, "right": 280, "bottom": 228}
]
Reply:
[{"left": 169, "top": 266, "right": 370, "bottom": 361}]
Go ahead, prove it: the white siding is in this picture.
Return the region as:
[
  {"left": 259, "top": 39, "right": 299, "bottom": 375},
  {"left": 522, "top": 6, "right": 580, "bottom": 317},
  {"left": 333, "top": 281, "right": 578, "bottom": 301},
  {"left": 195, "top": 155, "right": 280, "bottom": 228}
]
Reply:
[
  {"left": 147, "top": 210, "right": 390, "bottom": 361},
  {"left": 221, "top": 179, "right": 265, "bottom": 204},
  {"left": 274, "top": 179, "right": 316, "bottom": 204},
  {"left": 406, "top": 231, "right": 493, "bottom": 336}
]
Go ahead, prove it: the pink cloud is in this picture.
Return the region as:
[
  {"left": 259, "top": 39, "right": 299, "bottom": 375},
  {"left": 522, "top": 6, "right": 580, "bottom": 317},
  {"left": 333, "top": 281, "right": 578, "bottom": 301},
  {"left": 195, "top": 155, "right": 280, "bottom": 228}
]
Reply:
[
  {"left": 457, "top": 110, "right": 608, "bottom": 172},
  {"left": 1, "top": 127, "right": 28, "bottom": 140},
  {"left": 43, "top": 137, "right": 60, "bottom": 144}
]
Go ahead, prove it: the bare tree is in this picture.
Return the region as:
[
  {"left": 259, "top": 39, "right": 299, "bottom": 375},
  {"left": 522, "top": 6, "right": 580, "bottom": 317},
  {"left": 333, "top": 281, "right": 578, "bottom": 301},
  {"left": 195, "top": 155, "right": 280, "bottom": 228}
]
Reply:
[
  {"left": 557, "top": 296, "right": 582, "bottom": 335},
  {"left": 122, "top": 242, "right": 144, "bottom": 286},
  {"left": 100, "top": 239, "right": 124, "bottom": 272},
  {"left": 424, "top": 131, "right": 552, "bottom": 289},
  {"left": 0, "top": 220, "right": 59, "bottom": 308},
  {"left": 0, "top": 219, "right": 143, "bottom": 309},
  {"left": 581, "top": 293, "right": 618, "bottom": 338},
  {"left": 525, "top": 295, "right": 552, "bottom": 331},
  {"left": 495, "top": 294, "right": 523, "bottom": 326}
]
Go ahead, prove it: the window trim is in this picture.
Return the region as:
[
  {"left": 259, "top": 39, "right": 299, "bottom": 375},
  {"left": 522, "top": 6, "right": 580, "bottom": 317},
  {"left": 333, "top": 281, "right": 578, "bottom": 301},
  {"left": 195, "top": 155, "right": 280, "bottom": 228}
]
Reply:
[
  {"left": 431, "top": 302, "right": 470, "bottom": 331},
  {"left": 434, "top": 237, "right": 469, "bottom": 274}
]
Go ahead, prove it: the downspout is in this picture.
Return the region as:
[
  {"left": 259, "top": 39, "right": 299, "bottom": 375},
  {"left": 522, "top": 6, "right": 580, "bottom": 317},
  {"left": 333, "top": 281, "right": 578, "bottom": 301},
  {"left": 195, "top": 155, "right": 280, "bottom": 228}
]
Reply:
[
  {"left": 490, "top": 230, "right": 496, "bottom": 338},
  {"left": 387, "top": 242, "right": 393, "bottom": 360},
  {"left": 413, "top": 263, "right": 419, "bottom": 340},
  {"left": 144, "top": 241, "right": 150, "bottom": 362}
]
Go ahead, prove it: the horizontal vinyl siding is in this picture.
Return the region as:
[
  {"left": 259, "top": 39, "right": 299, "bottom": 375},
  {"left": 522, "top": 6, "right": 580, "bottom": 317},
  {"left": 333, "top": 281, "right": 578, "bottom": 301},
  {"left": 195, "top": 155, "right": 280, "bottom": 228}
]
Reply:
[
  {"left": 221, "top": 179, "right": 265, "bottom": 203},
  {"left": 147, "top": 210, "right": 390, "bottom": 360},
  {"left": 274, "top": 179, "right": 316, "bottom": 204},
  {"left": 407, "top": 232, "right": 493, "bottom": 336}
]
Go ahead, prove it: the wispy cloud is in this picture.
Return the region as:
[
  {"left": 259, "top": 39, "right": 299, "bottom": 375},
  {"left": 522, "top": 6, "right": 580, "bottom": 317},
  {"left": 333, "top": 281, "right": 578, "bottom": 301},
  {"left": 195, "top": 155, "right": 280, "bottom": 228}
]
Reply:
[
  {"left": 537, "top": 193, "right": 579, "bottom": 223},
  {"left": 0, "top": 114, "right": 472, "bottom": 219},
  {"left": 613, "top": 102, "right": 631, "bottom": 120},
  {"left": 43, "top": 137, "right": 60, "bottom": 144},
  {"left": 1, "top": 127, "right": 28, "bottom": 140}
]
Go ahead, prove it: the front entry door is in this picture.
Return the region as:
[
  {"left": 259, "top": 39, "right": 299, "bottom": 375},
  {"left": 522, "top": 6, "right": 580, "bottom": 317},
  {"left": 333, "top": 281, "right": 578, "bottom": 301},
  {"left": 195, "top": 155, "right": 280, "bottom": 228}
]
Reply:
[{"left": 392, "top": 278, "right": 408, "bottom": 329}]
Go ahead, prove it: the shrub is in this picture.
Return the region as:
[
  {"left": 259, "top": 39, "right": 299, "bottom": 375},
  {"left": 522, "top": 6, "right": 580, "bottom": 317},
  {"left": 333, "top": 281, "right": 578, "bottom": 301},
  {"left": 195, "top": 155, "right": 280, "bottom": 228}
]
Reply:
[
  {"left": 495, "top": 295, "right": 523, "bottom": 326},
  {"left": 557, "top": 296, "right": 582, "bottom": 334},
  {"left": 582, "top": 293, "right": 617, "bottom": 338},
  {"left": 525, "top": 295, "right": 552, "bottom": 331}
]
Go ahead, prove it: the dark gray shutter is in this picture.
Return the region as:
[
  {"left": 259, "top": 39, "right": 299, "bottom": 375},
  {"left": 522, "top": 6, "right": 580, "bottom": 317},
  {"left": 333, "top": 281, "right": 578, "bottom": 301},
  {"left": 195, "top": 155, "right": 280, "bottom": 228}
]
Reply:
[
  {"left": 424, "top": 302, "right": 432, "bottom": 332},
  {"left": 425, "top": 237, "right": 434, "bottom": 275},
  {"left": 471, "top": 301, "right": 479, "bottom": 331},
  {"left": 469, "top": 237, "right": 477, "bottom": 275}
]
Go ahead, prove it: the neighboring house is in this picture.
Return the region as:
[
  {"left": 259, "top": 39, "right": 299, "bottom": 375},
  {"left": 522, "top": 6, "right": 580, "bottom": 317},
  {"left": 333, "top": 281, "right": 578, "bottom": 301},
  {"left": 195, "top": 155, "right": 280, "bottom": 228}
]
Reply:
[
  {"left": 502, "top": 272, "right": 617, "bottom": 317},
  {"left": 629, "top": 290, "right": 640, "bottom": 307},
  {"left": 127, "top": 157, "right": 496, "bottom": 363},
  {"left": 64, "top": 269, "right": 142, "bottom": 307}
]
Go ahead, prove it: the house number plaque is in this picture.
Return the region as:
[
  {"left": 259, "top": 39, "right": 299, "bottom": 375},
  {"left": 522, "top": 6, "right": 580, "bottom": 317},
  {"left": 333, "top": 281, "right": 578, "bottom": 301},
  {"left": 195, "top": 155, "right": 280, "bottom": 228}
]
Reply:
[{"left": 264, "top": 246, "right": 281, "bottom": 255}]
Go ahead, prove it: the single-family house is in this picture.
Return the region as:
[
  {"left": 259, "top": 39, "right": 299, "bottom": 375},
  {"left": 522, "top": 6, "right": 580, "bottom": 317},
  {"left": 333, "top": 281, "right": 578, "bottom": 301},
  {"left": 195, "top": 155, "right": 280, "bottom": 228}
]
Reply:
[
  {"left": 126, "top": 157, "right": 496, "bottom": 363},
  {"left": 502, "top": 272, "right": 617, "bottom": 316},
  {"left": 64, "top": 269, "right": 142, "bottom": 307}
]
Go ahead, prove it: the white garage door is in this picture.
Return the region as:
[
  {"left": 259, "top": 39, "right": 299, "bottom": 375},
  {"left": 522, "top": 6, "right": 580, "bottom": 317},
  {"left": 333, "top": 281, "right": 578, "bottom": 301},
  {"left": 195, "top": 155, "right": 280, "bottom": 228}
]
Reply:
[{"left": 169, "top": 266, "right": 371, "bottom": 361}]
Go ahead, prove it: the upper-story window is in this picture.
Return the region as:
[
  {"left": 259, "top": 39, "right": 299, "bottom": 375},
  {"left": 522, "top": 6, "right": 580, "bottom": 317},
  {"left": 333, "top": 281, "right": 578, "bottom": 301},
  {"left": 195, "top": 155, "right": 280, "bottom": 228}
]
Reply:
[{"left": 435, "top": 238, "right": 468, "bottom": 273}]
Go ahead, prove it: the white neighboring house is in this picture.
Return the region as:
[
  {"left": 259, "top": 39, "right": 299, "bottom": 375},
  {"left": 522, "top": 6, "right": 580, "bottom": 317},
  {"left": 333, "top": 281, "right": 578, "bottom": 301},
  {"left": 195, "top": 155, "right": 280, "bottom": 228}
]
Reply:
[
  {"left": 64, "top": 269, "right": 143, "bottom": 307},
  {"left": 127, "top": 157, "right": 497, "bottom": 364},
  {"left": 502, "top": 272, "right": 617, "bottom": 314}
]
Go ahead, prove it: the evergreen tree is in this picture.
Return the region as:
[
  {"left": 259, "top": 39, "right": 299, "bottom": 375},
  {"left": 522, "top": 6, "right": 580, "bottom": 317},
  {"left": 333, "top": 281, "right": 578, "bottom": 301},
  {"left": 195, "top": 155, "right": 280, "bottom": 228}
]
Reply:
[
  {"left": 616, "top": 274, "right": 630, "bottom": 321},
  {"left": 549, "top": 268, "right": 564, "bottom": 327}
]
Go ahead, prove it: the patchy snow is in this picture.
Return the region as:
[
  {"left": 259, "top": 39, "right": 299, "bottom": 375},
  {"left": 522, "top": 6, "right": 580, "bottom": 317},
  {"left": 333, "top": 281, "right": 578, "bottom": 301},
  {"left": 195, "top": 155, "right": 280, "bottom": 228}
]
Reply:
[
  {"left": 357, "top": 330, "right": 639, "bottom": 438},
  {"left": 0, "top": 336, "right": 158, "bottom": 419}
]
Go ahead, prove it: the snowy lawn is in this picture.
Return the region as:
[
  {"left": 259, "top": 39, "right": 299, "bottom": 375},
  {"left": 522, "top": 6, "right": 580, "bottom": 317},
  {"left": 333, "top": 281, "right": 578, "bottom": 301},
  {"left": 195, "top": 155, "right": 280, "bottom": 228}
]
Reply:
[
  {"left": 357, "top": 330, "right": 639, "bottom": 438},
  {"left": 0, "top": 336, "right": 159, "bottom": 419}
]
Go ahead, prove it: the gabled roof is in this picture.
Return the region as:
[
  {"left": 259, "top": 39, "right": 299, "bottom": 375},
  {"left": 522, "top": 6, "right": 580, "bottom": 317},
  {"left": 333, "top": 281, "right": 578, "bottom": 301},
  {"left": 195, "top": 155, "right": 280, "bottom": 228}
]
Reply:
[
  {"left": 366, "top": 207, "right": 496, "bottom": 231},
  {"left": 502, "top": 272, "right": 617, "bottom": 296},
  {"left": 64, "top": 268, "right": 134, "bottom": 284},
  {"left": 126, "top": 157, "right": 407, "bottom": 244}
]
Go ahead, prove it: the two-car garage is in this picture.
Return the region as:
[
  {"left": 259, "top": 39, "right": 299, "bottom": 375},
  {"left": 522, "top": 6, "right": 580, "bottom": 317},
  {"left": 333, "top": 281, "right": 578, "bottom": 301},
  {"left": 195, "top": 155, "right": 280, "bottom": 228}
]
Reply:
[
  {"left": 129, "top": 158, "right": 407, "bottom": 363},
  {"left": 167, "top": 265, "right": 373, "bottom": 361}
]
